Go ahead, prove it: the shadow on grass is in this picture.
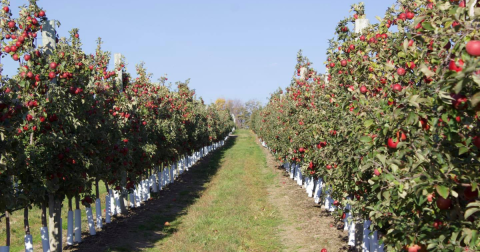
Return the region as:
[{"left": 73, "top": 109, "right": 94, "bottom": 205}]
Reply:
[{"left": 69, "top": 135, "right": 238, "bottom": 252}]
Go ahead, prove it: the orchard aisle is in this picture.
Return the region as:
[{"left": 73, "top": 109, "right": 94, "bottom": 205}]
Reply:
[
  {"left": 146, "top": 129, "right": 283, "bottom": 252},
  {"left": 70, "top": 129, "right": 347, "bottom": 252},
  {"left": 70, "top": 129, "right": 282, "bottom": 252},
  {"left": 257, "top": 135, "right": 349, "bottom": 252}
]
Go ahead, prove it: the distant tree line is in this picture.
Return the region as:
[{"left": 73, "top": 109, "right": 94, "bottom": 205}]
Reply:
[{"left": 214, "top": 98, "right": 262, "bottom": 129}]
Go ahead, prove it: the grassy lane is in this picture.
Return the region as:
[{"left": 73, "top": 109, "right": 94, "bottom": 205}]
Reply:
[{"left": 147, "top": 130, "right": 282, "bottom": 252}]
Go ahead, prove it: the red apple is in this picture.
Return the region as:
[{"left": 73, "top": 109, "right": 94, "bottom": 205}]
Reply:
[
  {"left": 397, "top": 67, "right": 406, "bottom": 76},
  {"left": 387, "top": 138, "right": 398, "bottom": 149},
  {"left": 449, "top": 59, "right": 464, "bottom": 72},
  {"left": 49, "top": 62, "right": 58, "bottom": 69},
  {"left": 406, "top": 11, "right": 415, "bottom": 20},
  {"left": 392, "top": 84, "right": 402, "bottom": 92},
  {"left": 464, "top": 186, "right": 478, "bottom": 200},
  {"left": 360, "top": 86, "right": 367, "bottom": 94},
  {"left": 450, "top": 93, "right": 467, "bottom": 110},
  {"left": 466, "top": 40, "right": 480, "bottom": 56},
  {"left": 473, "top": 136, "right": 480, "bottom": 149},
  {"left": 436, "top": 196, "right": 451, "bottom": 210},
  {"left": 406, "top": 61, "right": 415, "bottom": 69},
  {"left": 427, "top": 193, "right": 434, "bottom": 202},
  {"left": 433, "top": 220, "right": 443, "bottom": 230}
]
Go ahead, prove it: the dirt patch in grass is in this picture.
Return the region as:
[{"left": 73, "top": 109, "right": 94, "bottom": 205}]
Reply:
[{"left": 257, "top": 135, "right": 350, "bottom": 252}]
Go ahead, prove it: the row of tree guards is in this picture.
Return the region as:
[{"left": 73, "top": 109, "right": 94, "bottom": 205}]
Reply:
[
  {"left": 2, "top": 138, "right": 229, "bottom": 252},
  {"left": 0, "top": 1, "right": 235, "bottom": 252},
  {"left": 261, "top": 139, "right": 385, "bottom": 251}
]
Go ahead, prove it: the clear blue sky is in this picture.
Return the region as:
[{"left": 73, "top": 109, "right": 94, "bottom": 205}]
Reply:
[{"left": 3, "top": 0, "right": 394, "bottom": 104}]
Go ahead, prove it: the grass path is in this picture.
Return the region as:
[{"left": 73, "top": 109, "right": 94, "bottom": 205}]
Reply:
[
  {"left": 3, "top": 129, "right": 347, "bottom": 252},
  {"left": 148, "top": 129, "right": 283, "bottom": 251}
]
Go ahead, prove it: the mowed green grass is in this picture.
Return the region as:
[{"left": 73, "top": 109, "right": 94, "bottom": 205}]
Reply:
[{"left": 146, "top": 129, "right": 283, "bottom": 252}]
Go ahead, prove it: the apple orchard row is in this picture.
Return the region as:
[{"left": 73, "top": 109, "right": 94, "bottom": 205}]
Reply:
[
  {"left": 0, "top": 0, "right": 234, "bottom": 251},
  {"left": 251, "top": 1, "right": 480, "bottom": 251}
]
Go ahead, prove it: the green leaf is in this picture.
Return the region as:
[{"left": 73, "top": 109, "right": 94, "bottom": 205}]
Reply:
[
  {"left": 470, "top": 230, "right": 478, "bottom": 248},
  {"left": 419, "top": 63, "right": 435, "bottom": 78},
  {"left": 459, "top": 147, "right": 469, "bottom": 155},
  {"left": 407, "top": 112, "right": 417, "bottom": 125},
  {"left": 436, "top": 185, "right": 450, "bottom": 199},
  {"left": 360, "top": 136, "right": 372, "bottom": 143},
  {"left": 451, "top": 231, "right": 459, "bottom": 244},
  {"left": 376, "top": 154, "right": 386, "bottom": 167},
  {"left": 465, "top": 207, "right": 480, "bottom": 219},
  {"left": 403, "top": 39, "right": 408, "bottom": 53},
  {"left": 470, "top": 92, "right": 480, "bottom": 107},
  {"left": 453, "top": 81, "right": 463, "bottom": 95},
  {"left": 382, "top": 191, "right": 390, "bottom": 201},
  {"left": 364, "top": 119, "right": 374, "bottom": 128},
  {"left": 438, "top": 1, "right": 452, "bottom": 10},
  {"left": 449, "top": 7, "right": 458, "bottom": 15},
  {"left": 422, "top": 22, "right": 434, "bottom": 31},
  {"left": 451, "top": 190, "right": 458, "bottom": 198}
]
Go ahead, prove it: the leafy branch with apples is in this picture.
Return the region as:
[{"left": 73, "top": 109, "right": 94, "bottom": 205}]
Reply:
[
  {"left": 251, "top": 0, "right": 480, "bottom": 251},
  {"left": 0, "top": 0, "right": 234, "bottom": 251}
]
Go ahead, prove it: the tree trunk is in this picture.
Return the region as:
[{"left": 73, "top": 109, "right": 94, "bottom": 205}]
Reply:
[
  {"left": 67, "top": 197, "right": 74, "bottom": 245},
  {"left": 24, "top": 207, "right": 30, "bottom": 235},
  {"left": 5, "top": 211, "right": 10, "bottom": 246},
  {"left": 48, "top": 193, "right": 62, "bottom": 252},
  {"left": 120, "top": 170, "right": 127, "bottom": 214},
  {"left": 74, "top": 196, "right": 82, "bottom": 243},
  {"left": 68, "top": 197, "right": 72, "bottom": 211},
  {"left": 42, "top": 202, "right": 47, "bottom": 227},
  {"left": 95, "top": 180, "right": 100, "bottom": 200},
  {"left": 75, "top": 196, "right": 80, "bottom": 210}
]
